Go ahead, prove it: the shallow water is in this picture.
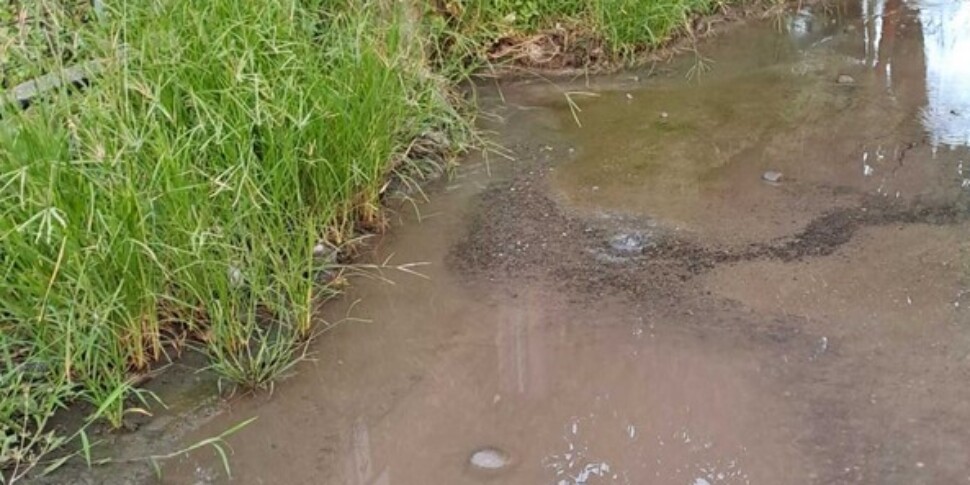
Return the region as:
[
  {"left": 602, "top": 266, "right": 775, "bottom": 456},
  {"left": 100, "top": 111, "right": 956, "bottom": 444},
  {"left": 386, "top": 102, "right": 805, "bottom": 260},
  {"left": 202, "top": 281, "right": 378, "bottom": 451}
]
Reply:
[
  {"left": 549, "top": 0, "right": 969, "bottom": 245},
  {"left": 60, "top": 1, "right": 970, "bottom": 484}
]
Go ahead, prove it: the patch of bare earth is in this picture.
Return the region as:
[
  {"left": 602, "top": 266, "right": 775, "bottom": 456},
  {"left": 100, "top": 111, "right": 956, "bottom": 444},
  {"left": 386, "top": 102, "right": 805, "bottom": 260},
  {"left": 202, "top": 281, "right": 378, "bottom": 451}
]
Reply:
[{"left": 450, "top": 155, "right": 970, "bottom": 483}]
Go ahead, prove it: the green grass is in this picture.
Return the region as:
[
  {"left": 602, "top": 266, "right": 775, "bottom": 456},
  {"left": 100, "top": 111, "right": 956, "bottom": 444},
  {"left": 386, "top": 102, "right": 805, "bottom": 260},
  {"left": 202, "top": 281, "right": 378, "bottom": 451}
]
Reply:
[
  {"left": 425, "top": 0, "right": 729, "bottom": 72},
  {"left": 2, "top": 0, "right": 738, "bottom": 481},
  {"left": 1, "top": 0, "right": 465, "bottom": 480},
  {"left": 1, "top": 1, "right": 95, "bottom": 88}
]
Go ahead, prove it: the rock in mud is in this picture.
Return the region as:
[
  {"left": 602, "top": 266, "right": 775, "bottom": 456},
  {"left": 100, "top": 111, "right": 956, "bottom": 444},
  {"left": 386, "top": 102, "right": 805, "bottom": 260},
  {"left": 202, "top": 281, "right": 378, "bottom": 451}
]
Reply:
[
  {"left": 811, "top": 336, "right": 829, "bottom": 360},
  {"left": 837, "top": 74, "right": 856, "bottom": 84},
  {"left": 609, "top": 232, "right": 648, "bottom": 254},
  {"left": 762, "top": 170, "right": 784, "bottom": 183},
  {"left": 469, "top": 447, "right": 511, "bottom": 471}
]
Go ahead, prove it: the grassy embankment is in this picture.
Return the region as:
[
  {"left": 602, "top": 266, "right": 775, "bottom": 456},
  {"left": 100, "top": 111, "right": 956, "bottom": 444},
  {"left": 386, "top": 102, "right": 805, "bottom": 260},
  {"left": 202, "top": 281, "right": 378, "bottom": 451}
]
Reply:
[
  {"left": 426, "top": 0, "right": 729, "bottom": 75},
  {"left": 1, "top": 0, "right": 732, "bottom": 481}
]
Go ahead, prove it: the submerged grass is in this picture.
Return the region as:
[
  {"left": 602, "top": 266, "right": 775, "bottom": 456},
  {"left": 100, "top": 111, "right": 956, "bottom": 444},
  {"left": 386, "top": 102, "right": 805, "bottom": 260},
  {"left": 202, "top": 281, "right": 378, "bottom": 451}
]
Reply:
[{"left": 2, "top": 0, "right": 749, "bottom": 481}]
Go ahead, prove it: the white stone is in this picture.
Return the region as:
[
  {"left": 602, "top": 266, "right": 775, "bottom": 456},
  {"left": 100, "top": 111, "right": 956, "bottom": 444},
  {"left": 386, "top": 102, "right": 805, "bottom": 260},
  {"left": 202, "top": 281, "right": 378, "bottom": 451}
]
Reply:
[{"left": 470, "top": 448, "right": 509, "bottom": 470}]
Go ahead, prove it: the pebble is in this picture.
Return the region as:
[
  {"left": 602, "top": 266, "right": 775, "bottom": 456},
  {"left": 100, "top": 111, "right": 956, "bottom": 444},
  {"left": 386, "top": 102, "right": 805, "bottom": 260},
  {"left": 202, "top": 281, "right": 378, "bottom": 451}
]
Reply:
[
  {"left": 313, "top": 243, "right": 337, "bottom": 259},
  {"left": 812, "top": 336, "right": 829, "bottom": 360},
  {"left": 837, "top": 74, "right": 856, "bottom": 84},
  {"left": 469, "top": 447, "right": 511, "bottom": 471},
  {"left": 609, "top": 233, "right": 648, "bottom": 254},
  {"left": 762, "top": 170, "right": 784, "bottom": 183}
]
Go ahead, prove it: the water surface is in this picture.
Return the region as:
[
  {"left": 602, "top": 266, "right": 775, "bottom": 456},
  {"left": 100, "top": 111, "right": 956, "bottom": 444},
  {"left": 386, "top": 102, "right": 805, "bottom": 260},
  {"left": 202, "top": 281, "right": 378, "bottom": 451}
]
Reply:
[{"left": 88, "top": 1, "right": 970, "bottom": 484}]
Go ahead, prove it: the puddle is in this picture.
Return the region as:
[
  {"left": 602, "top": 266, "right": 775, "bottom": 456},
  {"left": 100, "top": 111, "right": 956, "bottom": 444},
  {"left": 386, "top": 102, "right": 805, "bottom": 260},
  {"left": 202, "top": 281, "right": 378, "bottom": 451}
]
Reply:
[
  {"left": 158, "top": 283, "right": 802, "bottom": 484},
  {"left": 53, "top": 1, "right": 970, "bottom": 484},
  {"left": 546, "top": 0, "right": 970, "bottom": 245}
]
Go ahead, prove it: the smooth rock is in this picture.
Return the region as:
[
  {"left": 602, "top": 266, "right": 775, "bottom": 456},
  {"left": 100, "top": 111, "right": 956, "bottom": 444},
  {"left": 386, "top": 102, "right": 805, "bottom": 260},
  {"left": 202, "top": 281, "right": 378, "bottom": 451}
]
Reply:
[
  {"left": 7, "top": 60, "right": 104, "bottom": 109},
  {"left": 469, "top": 447, "right": 510, "bottom": 471},
  {"left": 762, "top": 171, "right": 784, "bottom": 183},
  {"left": 609, "top": 233, "right": 647, "bottom": 254},
  {"left": 837, "top": 74, "right": 856, "bottom": 84}
]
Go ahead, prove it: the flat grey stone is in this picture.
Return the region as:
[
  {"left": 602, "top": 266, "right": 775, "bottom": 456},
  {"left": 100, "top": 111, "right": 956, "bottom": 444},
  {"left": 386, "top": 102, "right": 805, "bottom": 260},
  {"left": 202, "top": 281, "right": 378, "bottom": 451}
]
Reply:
[
  {"left": 469, "top": 447, "right": 510, "bottom": 470},
  {"left": 762, "top": 170, "right": 784, "bottom": 183},
  {"left": 837, "top": 74, "right": 856, "bottom": 84},
  {"left": 7, "top": 60, "right": 104, "bottom": 107},
  {"left": 609, "top": 232, "right": 648, "bottom": 254}
]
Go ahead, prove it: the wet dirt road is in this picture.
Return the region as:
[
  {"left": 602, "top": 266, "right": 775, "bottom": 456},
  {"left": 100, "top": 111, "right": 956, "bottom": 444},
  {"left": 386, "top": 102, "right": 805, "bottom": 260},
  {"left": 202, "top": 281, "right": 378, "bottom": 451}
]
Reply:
[{"left": 146, "top": 1, "right": 970, "bottom": 484}]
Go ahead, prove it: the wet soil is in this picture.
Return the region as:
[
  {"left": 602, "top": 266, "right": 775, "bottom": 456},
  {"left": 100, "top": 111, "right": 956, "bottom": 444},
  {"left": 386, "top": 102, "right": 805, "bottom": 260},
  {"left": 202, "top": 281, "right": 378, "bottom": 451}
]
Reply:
[
  {"left": 41, "top": 0, "right": 970, "bottom": 484},
  {"left": 454, "top": 162, "right": 967, "bottom": 300},
  {"left": 450, "top": 139, "right": 970, "bottom": 485}
]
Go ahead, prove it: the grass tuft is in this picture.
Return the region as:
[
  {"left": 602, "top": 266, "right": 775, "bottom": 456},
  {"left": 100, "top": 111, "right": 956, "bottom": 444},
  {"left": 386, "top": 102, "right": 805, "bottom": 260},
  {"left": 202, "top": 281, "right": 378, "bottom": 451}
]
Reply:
[
  {"left": 425, "top": 0, "right": 733, "bottom": 72},
  {"left": 2, "top": 0, "right": 467, "bottom": 480}
]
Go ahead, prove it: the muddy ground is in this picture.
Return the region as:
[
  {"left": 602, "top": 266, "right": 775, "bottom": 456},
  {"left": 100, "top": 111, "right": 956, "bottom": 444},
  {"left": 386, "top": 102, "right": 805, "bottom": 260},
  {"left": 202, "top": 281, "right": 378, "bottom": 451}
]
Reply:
[
  {"left": 36, "top": 0, "right": 970, "bottom": 484},
  {"left": 450, "top": 140, "right": 970, "bottom": 484}
]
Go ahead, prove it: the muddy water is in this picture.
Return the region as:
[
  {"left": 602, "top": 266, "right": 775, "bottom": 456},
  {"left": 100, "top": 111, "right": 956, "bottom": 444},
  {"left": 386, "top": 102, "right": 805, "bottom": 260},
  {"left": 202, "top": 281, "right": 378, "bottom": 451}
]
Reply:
[{"left": 142, "top": 1, "right": 970, "bottom": 484}]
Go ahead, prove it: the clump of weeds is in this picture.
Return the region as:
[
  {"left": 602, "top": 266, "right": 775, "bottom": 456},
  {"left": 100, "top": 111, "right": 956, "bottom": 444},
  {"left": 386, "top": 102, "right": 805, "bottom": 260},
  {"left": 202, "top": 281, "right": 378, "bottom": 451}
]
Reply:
[
  {"left": 1, "top": 0, "right": 468, "bottom": 481},
  {"left": 424, "top": 0, "right": 735, "bottom": 73}
]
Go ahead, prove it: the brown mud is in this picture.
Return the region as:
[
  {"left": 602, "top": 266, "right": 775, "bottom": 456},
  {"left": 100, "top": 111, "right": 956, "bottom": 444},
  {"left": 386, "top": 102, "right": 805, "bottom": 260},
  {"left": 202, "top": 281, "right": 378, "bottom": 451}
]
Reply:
[
  {"left": 36, "top": 0, "right": 970, "bottom": 484},
  {"left": 454, "top": 164, "right": 967, "bottom": 299}
]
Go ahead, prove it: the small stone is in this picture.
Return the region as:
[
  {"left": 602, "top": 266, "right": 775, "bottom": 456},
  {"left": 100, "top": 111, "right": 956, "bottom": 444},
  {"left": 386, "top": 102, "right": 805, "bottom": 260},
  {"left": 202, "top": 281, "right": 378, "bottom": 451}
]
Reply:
[
  {"left": 609, "top": 233, "right": 647, "bottom": 254},
  {"left": 626, "top": 93, "right": 634, "bottom": 100},
  {"left": 469, "top": 447, "right": 510, "bottom": 471},
  {"left": 837, "top": 74, "right": 856, "bottom": 84},
  {"left": 660, "top": 111, "right": 669, "bottom": 119},
  {"left": 762, "top": 170, "right": 784, "bottom": 183},
  {"left": 313, "top": 243, "right": 337, "bottom": 260},
  {"left": 812, "top": 336, "right": 829, "bottom": 360}
]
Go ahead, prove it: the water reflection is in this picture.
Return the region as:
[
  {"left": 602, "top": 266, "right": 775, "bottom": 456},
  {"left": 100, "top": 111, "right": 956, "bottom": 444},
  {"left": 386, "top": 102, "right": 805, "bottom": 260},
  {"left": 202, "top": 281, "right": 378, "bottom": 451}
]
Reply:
[
  {"left": 916, "top": 0, "right": 970, "bottom": 146},
  {"left": 496, "top": 289, "right": 548, "bottom": 399},
  {"left": 861, "top": 0, "right": 970, "bottom": 146},
  {"left": 345, "top": 419, "right": 390, "bottom": 485}
]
